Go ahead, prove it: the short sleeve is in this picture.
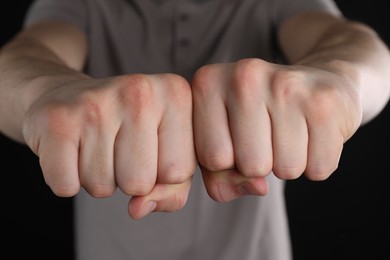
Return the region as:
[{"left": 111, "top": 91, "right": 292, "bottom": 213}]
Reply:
[
  {"left": 23, "top": 0, "right": 88, "bottom": 32},
  {"left": 271, "top": 0, "right": 342, "bottom": 31}
]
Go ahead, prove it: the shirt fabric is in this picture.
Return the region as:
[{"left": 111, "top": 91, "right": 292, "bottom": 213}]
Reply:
[{"left": 24, "top": 1, "right": 341, "bottom": 259}]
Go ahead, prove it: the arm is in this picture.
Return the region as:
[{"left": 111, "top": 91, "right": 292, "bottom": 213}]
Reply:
[
  {"left": 0, "top": 21, "right": 88, "bottom": 142},
  {"left": 278, "top": 11, "right": 390, "bottom": 124},
  {"left": 191, "top": 11, "right": 390, "bottom": 202},
  {"left": 0, "top": 22, "right": 196, "bottom": 219}
]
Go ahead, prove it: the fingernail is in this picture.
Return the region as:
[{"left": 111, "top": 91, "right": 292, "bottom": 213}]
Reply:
[
  {"left": 139, "top": 201, "right": 157, "bottom": 218},
  {"left": 239, "top": 180, "right": 268, "bottom": 196},
  {"left": 239, "top": 183, "right": 250, "bottom": 195},
  {"left": 239, "top": 182, "right": 257, "bottom": 196}
]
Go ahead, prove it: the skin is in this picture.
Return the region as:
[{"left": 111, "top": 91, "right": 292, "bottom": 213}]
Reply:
[{"left": 1, "top": 11, "right": 389, "bottom": 219}]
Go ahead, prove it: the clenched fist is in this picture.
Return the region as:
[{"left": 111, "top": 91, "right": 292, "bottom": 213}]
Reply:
[
  {"left": 23, "top": 73, "right": 197, "bottom": 219},
  {"left": 192, "top": 58, "right": 361, "bottom": 202}
]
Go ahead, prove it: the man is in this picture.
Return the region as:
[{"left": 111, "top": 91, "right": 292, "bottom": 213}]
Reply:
[{"left": 1, "top": 0, "right": 389, "bottom": 259}]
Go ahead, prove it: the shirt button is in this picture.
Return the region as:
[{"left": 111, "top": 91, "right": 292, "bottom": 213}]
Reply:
[
  {"left": 179, "top": 38, "right": 191, "bottom": 47},
  {"left": 179, "top": 13, "right": 189, "bottom": 22}
]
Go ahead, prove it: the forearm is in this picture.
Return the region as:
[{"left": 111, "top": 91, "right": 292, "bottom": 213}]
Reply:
[
  {"left": 0, "top": 38, "right": 88, "bottom": 142},
  {"left": 300, "top": 22, "right": 390, "bottom": 124},
  {"left": 280, "top": 14, "right": 390, "bottom": 125}
]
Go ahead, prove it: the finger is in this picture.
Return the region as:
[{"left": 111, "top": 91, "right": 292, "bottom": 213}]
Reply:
[
  {"left": 228, "top": 99, "right": 273, "bottom": 177},
  {"left": 38, "top": 136, "right": 80, "bottom": 197},
  {"left": 192, "top": 78, "right": 235, "bottom": 172},
  {"left": 225, "top": 59, "right": 273, "bottom": 177},
  {"left": 79, "top": 126, "right": 116, "bottom": 198},
  {"left": 270, "top": 103, "right": 308, "bottom": 180},
  {"left": 157, "top": 76, "right": 196, "bottom": 184},
  {"left": 200, "top": 166, "right": 269, "bottom": 203},
  {"left": 128, "top": 178, "right": 192, "bottom": 220},
  {"left": 306, "top": 121, "right": 343, "bottom": 180},
  {"left": 113, "top": 76, "right": 163, "bottom": 196},
  {"left": 114, "top": 119, "right": 158, "bottom": 196}
]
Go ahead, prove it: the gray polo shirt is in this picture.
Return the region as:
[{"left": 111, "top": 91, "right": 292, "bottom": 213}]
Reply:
[{"left": 24, "top": 1, "right": 341, "bottom": 259}]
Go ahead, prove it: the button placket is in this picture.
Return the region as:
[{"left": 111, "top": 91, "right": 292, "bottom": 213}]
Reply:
[
  {"left": 177, "top": 11, "right": 191, "bottom": 49},
  {"left": 174, "top": 4, "right": 194, "bottom": 75}
]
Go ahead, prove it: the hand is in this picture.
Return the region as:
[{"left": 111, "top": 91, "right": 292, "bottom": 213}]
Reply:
[
  {"left": 22, "top": 73, "right": 196, "bottom": 219},
  {"left": 191, "top": 58, "right": 362, "bottom": 202}
]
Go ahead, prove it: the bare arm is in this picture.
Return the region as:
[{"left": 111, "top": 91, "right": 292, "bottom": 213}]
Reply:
[
  {"left": 278, "top": 11, "right": 390, "bottom": 124},
  {"left": 0, "top": 22, "right": 196, "bottom": 219},
  {"left": 192, "top": 11, "right": 390, "bottom": 202},
  {"left": 0, "top": 21, "right": 88, "bottom": 142}
]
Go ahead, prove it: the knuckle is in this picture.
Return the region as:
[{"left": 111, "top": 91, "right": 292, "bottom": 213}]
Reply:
[
  {"left": 159, "top": 164, "right": 195, "bottom": 184},
  {"left": 50, "top": 183, "right": 80, "bottom": 197},
  {"left": 234, "top": 58, "right": 266, "bottom": 74},
  {"left": 44, "top": 106, "right": 78, "bottom": 141},
  {"left": 78, "top": 92, "right": 107, "bottom": 127},
  {"left": 304, "top": 164, "right": 337, "bottom": 181},
  {"left": 231, "top": 60, "right": 262, "bottom": 92},
  {"left": 117, "top": 74, "right": 155, "bottom": 115},
  {"left": 271, "top": 69, "right": 304, "bottom": 103},
  {"left": 192, "top": 64, "right": 217, "bottom": 94},
  {"left": 121, "top": 76, "right": 156, "bottom": 125},
  {"left": 232, "top": 58, "right": 265, "bottom": 82},
  {"left": 84, "top": 184, "right": 116, "bottom": 198},
  {"left": 199, "top": 153, "right": 234, "bottom": 172},
  {"left": 118, "top": 179, "right": 154, "bottom": 196},
  {"left": 272, "top": 166, "right": 304, "bottom": 180},
  {"left": 307, "top": 88, "right": 339, "bottom": 122},
  {"left": 238, "top": 164, "right": 272, "bottom": 178},
  {"left": 163, "top": 74, "right": 192, "bottom": 108}
]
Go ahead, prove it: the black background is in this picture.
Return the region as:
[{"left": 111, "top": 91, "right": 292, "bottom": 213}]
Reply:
[{"left": 1, "top": 1, "right": 389, "bottom": 259}]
